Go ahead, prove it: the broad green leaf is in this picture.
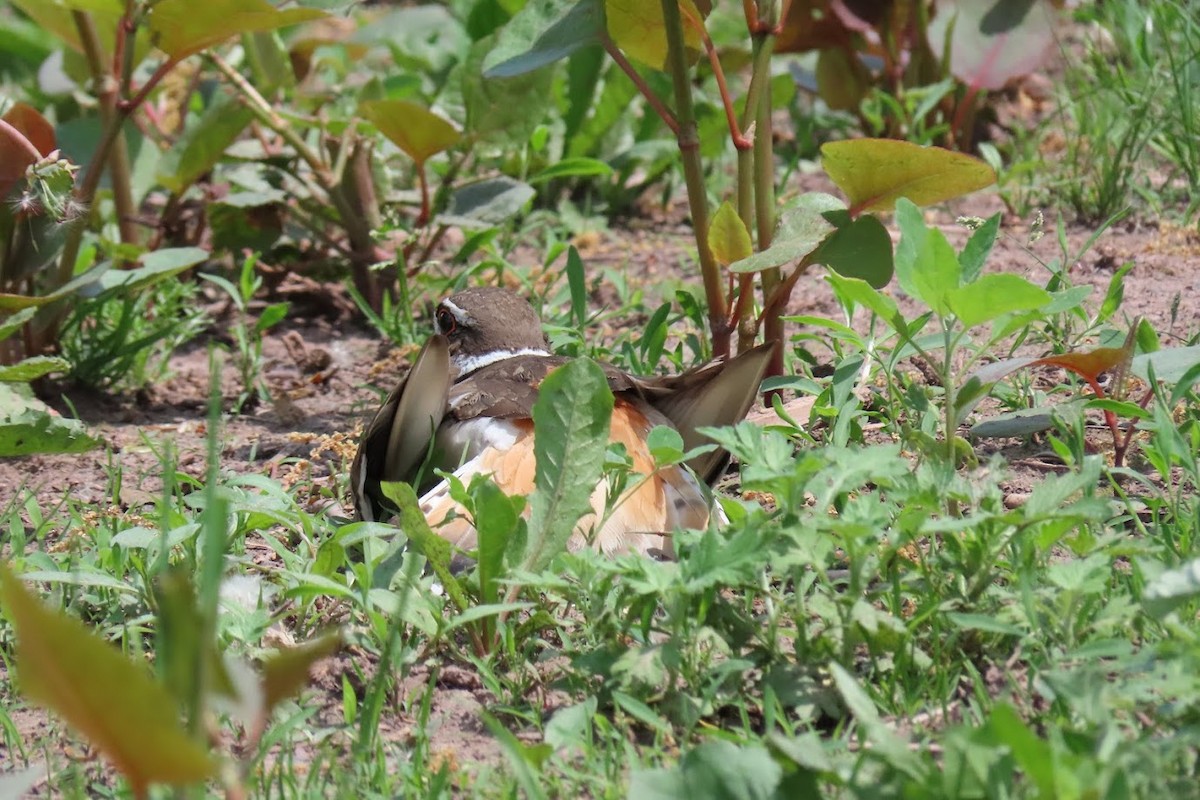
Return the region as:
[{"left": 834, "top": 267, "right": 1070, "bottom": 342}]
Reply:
[
  {"left": 261, "top": 631, "right": 343, "bottom": 717},
  {"left": 928, "top": 0, "right": 1055, "bottom": 91},
  {"left": 521, "top": 359, "right": 613, "bottom": 573},
  {"left": 0, "top": 356, "right": 69, "bottom": 383},
  {"left": 629, "top": 741, "right": 783, "bottom": 800},
  {"left": 825, "top": 273, "right": 904, "bottom": 333},
  {"left": 984, "top": 704, "right": 1056, "bottom": 797},
  {"left": 945, "top": 273, "right": 1050, "bottom": 328},
  {"left": 821, "top": 139, "right": 995, "bottom": 214},
  {"left": 1143, "top": 557, "right": 1200, "bottom": 620},
  {"left": 729, "top": 192, "right": 844, "bottom": 274},
  {"left": 814, "top": 211, "right": 893, "bottom": 288},
  {"left": 98, "top": 247, "right": 209, "bottom": 294},
  {"left": 968, "top": 406, "right": 1058, "bottom": 439},
  {"left": 544, "top": 696, "right": 597, "bottom": 751},
  {"left": 1132, "top": 345, "right": 1200, "bottom": 385},
  {"left": 605, "top": 0, "right": 704, "bottom": 70},
  {"left": 707, "top": 201, "right": 752, "bottom": 266},
  {"left": 147, "top": 0, "right": 326, "bottom": 61},
  {"left": 157, "top": 94, "right": 255, "bottom": 194},
  {"left": 0, "top": 384, "right": 99, "bottom": 455},
  {"left": 463, "top": 34, "right": 555, "bottom": 146},
  {"left": 0, "top": 563, "right": 214, "bottom": 795},
  {"left": 438, "top": 176, "right": 535, "bottom": 229},
  {"left": 473, "top": 480, "right": 523, "bottom": 607},
  {"left": 483, "top": 0, "right": 604, "bottom": 78},
  {"left": 910, "top": 226, "right": 960, "bottom": 316},
  {"left": 529, "top": 157, "right": 614, "bottom": 183},
  {"left": 360, "top": 100, "right": 460, "bottom": 166}
]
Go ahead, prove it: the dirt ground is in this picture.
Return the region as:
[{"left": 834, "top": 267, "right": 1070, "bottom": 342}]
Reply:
[{"left": 2, "top": 183, "right": 1199, "bottom": 784}]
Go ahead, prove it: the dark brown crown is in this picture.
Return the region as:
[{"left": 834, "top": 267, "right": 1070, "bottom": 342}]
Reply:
[{"left": 435, "top": 287, "right": 549, "bottom": 372}]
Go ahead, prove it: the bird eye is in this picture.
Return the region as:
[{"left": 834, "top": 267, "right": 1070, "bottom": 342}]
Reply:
[{"left": 435, "top": 307, "right": 457, "bottom": 335}]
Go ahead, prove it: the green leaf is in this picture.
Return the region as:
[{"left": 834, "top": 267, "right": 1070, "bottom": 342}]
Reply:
[
  {"left": 483, "top": 0, "right": 604, "bottom": 78},
  {"left": 359, "top": 100, "right": 460, "bottom": 166},
  {"left": 958, "top": 213, "right": 1000, "bottom": 282},
  {"left": 463, "top": 34, "right": 555, "bottom": 146},
  {"left": 1143, "top": 557, "right": 1200, "bottom": 620},
  {"left": 438, "top": 176, "right": 536, "bottom": 229},
  {"left": 380, "top": 482, "right": 470, "bottom": 613},
  {"left": 0, "top": 563, "right": 214, "bottom": 796},
  {"left": 910, "top": 225, "right": 960, "bottom": 316},
  {"left": 147, "top": 0, "right": 326, "bottom": 61},
  {"left": 825, "top": 273, "right": 906, "bottom": 334},
  {"left": 0, "top": 307, "right": 37, "bottom": 343},
  {"left": 707, "top": 201, "right": 753, "bottom": 267},
  {"left": 1131, "top": 345, "right": 1200, "bottom": 385},
  {"left": 814, "top": 211, "right": 893, "bottom": 288},
  {"left": 945, "top": 273, "right": 1051, "bottom": 328},
  {"left": 0, "top": 384, "right": 99, "bottom": 455},
  {"left": 97, "top": 247, "right": 209, "bottom": 295},
  {"left": 0, "top": 356, "right": 69, "bottom": 382},
  {"left": 157, "top": 94, "right": 255, "bottom": 194},
  {"left": 728, "top": 192, "right": 844, "bottom": 273},
  {"left": 472, "top": 480, "right": 524, "bottom": 607},
  {"left": 820, "top": 139, "right": 995, "bottom": 215},
  {"left": 520, "top": 359, "right": 613, "bottom": 573},
  {"left": 529, "top": 157, "right": 614, "bottom": 184},
  {"left": 983, "top": 704, "right": 1056, "bottom": 797},
  {"left": 629, "top": 741, "right": 783, "bottom": 800}
]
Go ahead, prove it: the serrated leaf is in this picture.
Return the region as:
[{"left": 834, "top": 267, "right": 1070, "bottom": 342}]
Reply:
[
  {"left": 0, "top": 563, "right": 214, "bottom": 795},
  {"left": 605, "top": 0, "right": 704, "bottom": 70},
  {"left": 945, "top": 273, "right": 1050, "bottom": 328},
  {"left": 707, "top": 201, "right": 752, "bottom": 266},
  {"left": 521, "top": 359, "right": 613, "bottom": 573},
  {"left": 147, "top": 0, "right": 326, "bottom": 61},
  {"left": 729, "top": 193, "right": 844, "bottom": 273},
  {"left": 821, "top": 139, "right": 995, "bottom": 215},
  {"left": 381, "top": 482, "right": 470, "bottom": 613},
  {"left": 483, "top": 0, "right": 604, "bottom": 78},
  {"left": 360, "top": 100, "right": 460, "bottom": 166}
]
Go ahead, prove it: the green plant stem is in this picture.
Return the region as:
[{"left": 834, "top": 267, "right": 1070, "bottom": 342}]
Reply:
[
  {"left": 750, "top": 36, "right": 782, "bottom": 362},
  {"left": 660, "top": 0, "right": 729, "bottom": 356},
  {"left": 73, "top": 10, "right": 138, "bottom": 248}
]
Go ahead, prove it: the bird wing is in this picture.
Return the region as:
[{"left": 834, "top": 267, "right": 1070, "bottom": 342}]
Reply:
[
  {"left": 351, "top": 335, "right": 451, "bottom": 522},
  {"left": 638, "top": 340, "right": 777, "bottom": 483}
]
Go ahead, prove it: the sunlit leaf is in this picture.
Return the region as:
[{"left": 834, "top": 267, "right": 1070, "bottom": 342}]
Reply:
[
  {"left": 97, "top": 247, "right": 209, "bottom": 294},
  {"left": 1132, "top": 345, "right": 1200, "bottom": 386},
  {"left": 157, "top": 95, "right": 255, "bottom": 194},
  {"left": 359, "top": 100, "right": 460, "bottom": 166},
  {"left": 0, "top": 384, "right": 99, "bottom": 456},
  {"left": 437, "top": 176, "right": 535, "bottom": 229},
  {"left": 1143, "top": 557, "right": 1200, "bottom": 620},
  {"left": 147, "top": 0, "right": 327, "bottom": 61},
  {"left": 821, "top": 139, "right": 996, "bottom": 215},
  {"left": 380, "top": 481, "right": 470, "bottom": 613},
  {"left": 707, "top": 201, "right": 752, "bottom": 267},
  {"left": 945, "top": 273, "right": 1050, "bottom": 328},
  {"left": 529, "top": 157, "right": 614, "bottom": 184},
  {"left": 0, "top": 356, "right": 69, "bottom": 383},
  {"left": 605, "top": 0, "right": 704, "bottom": 70},
  {"left": 0, "top": 563, "right": 214, "bottom": 795},
  {"left": 729, "top": 193, "right": 843, "bottom": 273},
  {"left": 1034, "top": 348, "right": 1128, "bottom": 384}
]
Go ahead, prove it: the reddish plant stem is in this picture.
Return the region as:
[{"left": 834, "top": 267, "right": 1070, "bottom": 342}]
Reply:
[
  {"left": 0, "top": 119, "right": 42, "bottom": 161},
  {"left": 701, "top": 32, "right": 751, "bottom": 151},
  {"left": 602, "top": 35, "right": 681, "bottom": 137}
]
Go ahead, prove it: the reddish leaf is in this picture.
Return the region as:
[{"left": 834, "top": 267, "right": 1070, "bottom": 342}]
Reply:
[
  {"left": 0, "top": 103, "right": 54, "bottom": 198},
  {"left": 0, "top": 563, "right": 214, "bottom": 796},
  {"left": 1032, "top": 348, "right": 1128, "bottom": 385}
]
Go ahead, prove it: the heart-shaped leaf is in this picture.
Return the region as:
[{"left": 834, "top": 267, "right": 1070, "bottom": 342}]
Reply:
[
  {"left": 605, "top": 0, "right": 704, "bottom": 70},
  {"left": 729, "top": 192, "right": 844, "bottom": 273},
  {"left": 707, "top": 201, "right": 752, "bottom": 267}
]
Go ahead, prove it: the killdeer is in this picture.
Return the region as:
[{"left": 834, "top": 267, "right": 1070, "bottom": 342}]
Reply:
[{"left": 351, "top": 287, "right": 775, "bottom": 560}]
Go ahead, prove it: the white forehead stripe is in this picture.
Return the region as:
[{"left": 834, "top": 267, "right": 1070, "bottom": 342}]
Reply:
[
  {"left": 452, "top": 347, "right": 551, "bottom": 378},
  {"left": 438, "top": 299, "right": 473, "bottom": 332}
]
